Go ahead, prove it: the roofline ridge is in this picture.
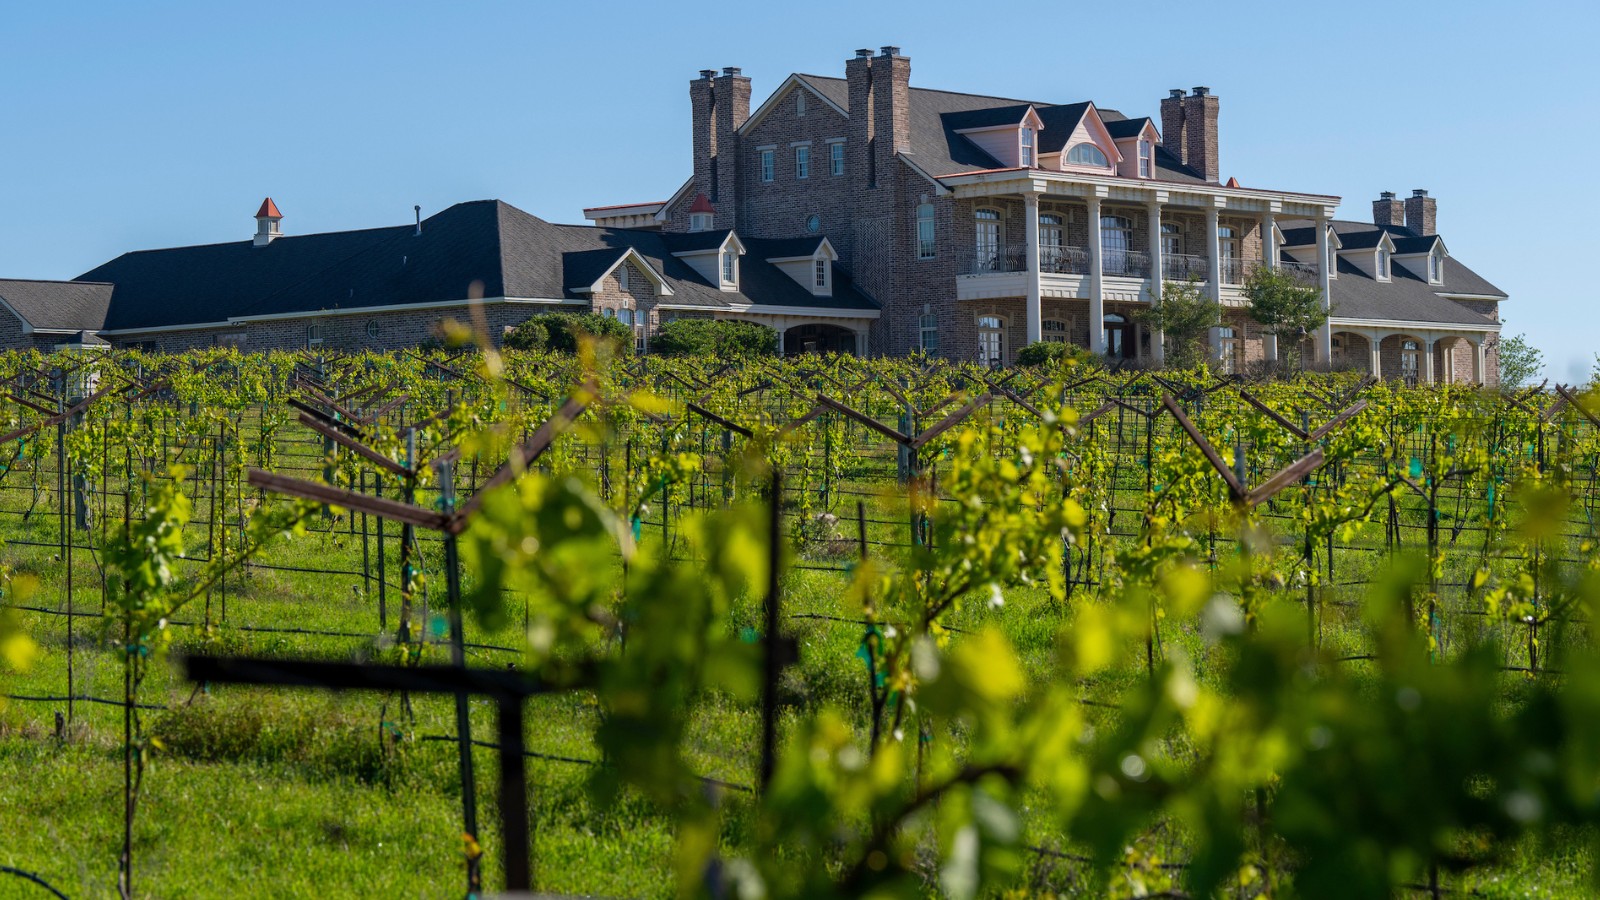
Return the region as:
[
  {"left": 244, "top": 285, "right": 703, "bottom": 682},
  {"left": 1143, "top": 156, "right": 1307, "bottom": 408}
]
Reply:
[{"left": 1, "top": 277, "right": 114, "bottom": 287}]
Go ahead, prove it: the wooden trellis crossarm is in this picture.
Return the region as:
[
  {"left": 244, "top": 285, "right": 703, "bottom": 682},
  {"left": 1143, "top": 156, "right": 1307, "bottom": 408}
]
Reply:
[
  {"left": 1540, "top": 395, "right": 1570, "bottom": 424},
  {"left": 7, "top": 394, "right": 56, "bottom": 417},
  {"left": 1307, "top": 399, "right": 1370, "bottom": 442},
  {"left": 1556, "top": 385, "right": 1600, "bottom": 428},
  {"left": 1244, "top": 449, "right": 1327, "bottom": 508},
  {"left": 247, "top": 469, "right": 450, "bottom": 531},
  {"left": 1161, "top": 393, "right": 1246, "bottom": 500},
  {"left": 815, "top": 394, "right": 911, "bottom": 445},
  {"left": 910, "top": 393, "right": 992, "bottom": 451},
  {"left": 1238, "top": 389, "right": 1310, "bottom": 439},
  {"left": 1079, "top": 401, "right": 1117, "bottom": 426},
  {"left": 299, "top": 384, "right": 364, "bottom": 424},
  {"left": 685, "top": 402, "right": 754, "bottom": 438},
  {"left": 297, "top": 413, "right": 410, "bottom": 477},
  {"left": 776, "top": 403, "right": 827, "bottom": 437},
  {"left": 287, "top": 397, "right": 366, "bottom": 440},
  {"left": 448, "top": 385, "right": 594, "bottom": 531}
]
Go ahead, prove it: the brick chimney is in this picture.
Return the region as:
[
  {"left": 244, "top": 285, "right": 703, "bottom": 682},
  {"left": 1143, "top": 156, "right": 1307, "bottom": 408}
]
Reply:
[
  {"left": 1182, "top": 86, "right": 1220, "bottom": 182},
  {"left": 712, "top": 66, "right": 750, "bottom": 228},
  {"left": 1404, "top": 189, "right": 1436, "bottom": 235},
  {"left": 253, "top": 197, "right": 282, "bottom": 247},
  {"left": 846, "top": 49, "right": 875, "bottom": 189},
  {"left": 1373, "top": 191, "right": 1405, "bottom": 227},
  {"left": 1159, "top": 89, "right": 1187, "bottom": 167},
  {"left": 690, "top": 69, "right": 717, "bottom": 211},
  {"left": 873, "top": 47, "right": 911, "bottom": 162}
]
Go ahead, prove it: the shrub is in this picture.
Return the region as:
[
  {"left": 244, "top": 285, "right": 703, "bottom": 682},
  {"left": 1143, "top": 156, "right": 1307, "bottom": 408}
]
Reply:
[
  {"left": 504, "top": 312, "right": 632, "bottom": 353},
  {"left": 1017, "top": 340, "right": 1095, "bottom": 368},
  {"left": 651, "top": 318, "right": 777, "bottom": 357}
]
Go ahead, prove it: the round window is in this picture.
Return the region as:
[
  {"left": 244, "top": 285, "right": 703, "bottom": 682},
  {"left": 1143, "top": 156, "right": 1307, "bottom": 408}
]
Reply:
[
  {"left": 805, "top": 214, "right": 821, "bottom": 233},
  {"left": 365, "top": 320, "right": 379, "bottom": 339}
]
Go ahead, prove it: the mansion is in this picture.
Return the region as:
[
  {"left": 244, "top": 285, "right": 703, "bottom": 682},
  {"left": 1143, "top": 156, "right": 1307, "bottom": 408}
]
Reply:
[{"left": 0, "top": 46, "right": 1505, "bottom": 383}]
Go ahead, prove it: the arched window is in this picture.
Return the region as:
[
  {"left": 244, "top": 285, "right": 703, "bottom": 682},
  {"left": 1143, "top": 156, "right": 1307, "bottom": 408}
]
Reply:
[
  {"left": 977, "top": 314, "right": 1005, "bottom": 366},
  {"left": 1101, "top": 215, "right": 1132, "bottom": 275},
  {"left": 365, "top": 320, "right": 380, "bottom": 340},
  {"left": 1066, "top": 143, "right": 1109, "bottom": 167},
  {"left": 306, "top": 324, "right": 323, "bottom": 348},
  {"left": 618, "top": 308, "right": 632, "bottom": 326},
  {"left": 916, "top": 203, "right": 937, "bottom": 259},
  {"left": 618, "top": 265, "right": 630, "bottom": 292},
  {"left": 974, "top": 208, "right": 1004, "bottom": 272}
]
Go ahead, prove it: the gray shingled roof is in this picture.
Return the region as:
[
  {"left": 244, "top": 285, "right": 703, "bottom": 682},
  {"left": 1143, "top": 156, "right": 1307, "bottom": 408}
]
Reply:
[
  {"left": 73, "top": 200, "right": 873, "bottom": 331},
  {"left": 794, "top": 75, "right": 1208, "bottom": 183},
  {"left": 0, "top": 279, "right": 115, "bottom": 331}
]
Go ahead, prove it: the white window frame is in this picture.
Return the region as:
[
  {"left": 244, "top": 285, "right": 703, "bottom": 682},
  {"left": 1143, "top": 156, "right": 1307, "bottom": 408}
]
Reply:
[
  {"left": 760, "top": 149, "right": 775, "bottom": 183},
  {"left": 975, "top": 207, "right": 1003, "bottom": 270},
  {"left": 1066, "top": 143, "right": 1109, "bottom": 167},
  {"left": 1020, "top": 127, "right": 1035, "bottom": 167},
  {"left": 813, "top": 258, "right": 829, "bottom": 293},
  {"left": 918, "top": 311, "right": 939, "bottom": 355},
  {"left": 976, "top": 314, "right": 1005, "bottom": 367},
  {"left": 1042, "top": 318, "right": 1069, "bottom": 344},
  {"left": 1138, "top": 139, "right": 1152, "bottom": 178},
  {"left": 365, "top": 320, "right": 379, "bottom": 339},
  {"left": 1377, "top": 246, "right": 1391, "bottom": 281},
  {"left": 795, "top": 145, "right": 810, "bottom": 179},
  {"left": 1429, "top": 247, "right": 1443, "bottom": 283},
  {"left": 916, "top": 202, "right": 937, "bottom": 260},
  {"left": 830, "top": 141, "right": 845, "bottom": 176},
  {"left": 721, "top": 251, "right": 737, "bottom": 285},
  {"left": 689, "top": 212, "right": 713, "bottom": 232},
  {"left": 306, "top": 324, "right": 323, "bottom": 348}
]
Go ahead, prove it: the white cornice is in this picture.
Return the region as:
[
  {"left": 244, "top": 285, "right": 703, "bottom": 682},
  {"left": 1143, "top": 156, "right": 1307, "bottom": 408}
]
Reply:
[
  {"left": 1329, "top": 316, "right": 1501, "bottom": 333},
  {"left": 718, "top": 303, "right": 878, "bottom": 319}
]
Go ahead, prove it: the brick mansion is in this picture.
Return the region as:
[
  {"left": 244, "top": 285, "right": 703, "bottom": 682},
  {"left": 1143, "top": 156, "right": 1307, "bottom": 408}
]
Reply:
[{"left": 0, "top": 46, "right": 1505, "bottom": 383}]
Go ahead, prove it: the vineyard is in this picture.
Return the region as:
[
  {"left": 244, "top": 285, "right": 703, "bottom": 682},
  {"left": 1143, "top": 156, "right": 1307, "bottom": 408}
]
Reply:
[{"left": 2, "top": 345, "right": 1600, "bottom": 899}]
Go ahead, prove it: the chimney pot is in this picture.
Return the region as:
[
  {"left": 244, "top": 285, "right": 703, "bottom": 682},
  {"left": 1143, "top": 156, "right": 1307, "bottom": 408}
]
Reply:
[
  {"left": 699, "top": 69, "right": 716, "bottom": 80},
  {"left": 1380, "top": 191, "right": 1396, "bottom": 200},
  {"left": 855, "top": 48, "right": 872, "bottom": 58},
  {"left": 1192, "top": 86, "right": 1210, "bottom": 96},
  {"left": 1169, "top": 89, "right": 1186, "bottom": 99},
  {"left": 721, "top": 66, "right": 741, "bottom": 76},
  {"left": 880, "top": 45, "right": 900, "bottom": 57},
  {"left": 1412, "top": 188, "right": 1428, "bottom": 197}
]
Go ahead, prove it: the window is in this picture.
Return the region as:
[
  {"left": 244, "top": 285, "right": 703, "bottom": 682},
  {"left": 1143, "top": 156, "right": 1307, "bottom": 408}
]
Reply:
[
  {"left": 722, "top": 251, "right": 737, "bottom": 284},
  {"left": 306, "top": 324, "right": 323, "bottom": 348},
  {"left": 760, "top": 149, "right": 775, "bottom": 183},
  {"left": 1103, "top": 313, "right": 1129, "bottom": 358},
  {"left": 1400, "top": 339, "right": 1421, "bottom": 387},
  {"left": 1066, "top": 143, "right": 1109, "bottom": 167},
  {"left": 1218, "top": 326, "right": 1239, "bottom": 374},
  {"left": 977, "top": 315, "right": 1004, "bottom": 366},
  {"left": 1429, "top": 247, "right": 1443, "bottom": 283},
  {"left": 1101, "top": 215, "right": 1132, "bottom": 275},
  {"left": 830, "top": 141, "right": 845, "bottom": 176},
  {"left": 618, "top": 308, "right": 632, "bottom": 326},
  {"left": 603, "top": 307, "right": 616, "bottom": 318},
  {"left": 916, "top": 202, "right": 937, "bottom": 259},
  {"left": 1161, "top": 222, "right": 1183, "bottom": 258},
  {"left": 618, "top": 265, "right": 630, "bottom": 292},
  {"left": 975, "top": 208, "right": 1003, "bottom": 272},
  {"left": 919, "top": 312, "right": 940, "bottom": 355},
  {"left": 1377, "top": 246, "right": 1391, "bottom": 280},
  {"left": 365, "top": 320, "right": 379, "bottom": 339},
  {"left": 689, "top": 212, "right": 713, "bottom": 232},
  {"left": 1039, "top": 213, "right": 1063, "bottom": 270},
  {"left": 805, "top": 214, "right": 821, "bottom": 233},
  {"left": 1042, "top": 318, "right": 1069, "bottom": 344},
  {"left": 1020, "top": 127, "right": 1035, "bottom": 167},
  {"left": 813, "top": 259, "right": 828, "bottom": 290},
  {"left": 1138, "top": 140, "right": 1152, "bottom": 178},
  {"left": 1219, "top": 225, "right": 1241, "bottom": 283},
  {"left": 795, "top": 145, "right": 810, "bottom": 179},
  {"left": 796, "top": 91, "right": 806, "bottom": 117}
]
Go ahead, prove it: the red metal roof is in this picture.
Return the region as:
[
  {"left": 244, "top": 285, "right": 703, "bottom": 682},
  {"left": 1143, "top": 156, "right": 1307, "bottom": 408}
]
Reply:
[
  {"left": 255, "top": 197, "right": 283, "bottom": 219},
  {"left": 687, "top": 192, "right": 715, "bottom": 214}
]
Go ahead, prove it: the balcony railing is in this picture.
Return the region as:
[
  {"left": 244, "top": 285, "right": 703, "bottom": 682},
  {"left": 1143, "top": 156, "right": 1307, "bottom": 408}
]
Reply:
[
  {"left": 961, "top": 243, "right": 1028, "bottom": 275},
  {"left": 1162, "top": 254, "right": 1209, "bottom": 282},
  {"left": 1103, "top": 249, "right": 1151, "bottom": 278},
  {"left": 1220, "top": 257, "right": 1246, "bottom": 285},
  {"left": 1040, "top": 245, "right": 1089, "bottom": 275}
]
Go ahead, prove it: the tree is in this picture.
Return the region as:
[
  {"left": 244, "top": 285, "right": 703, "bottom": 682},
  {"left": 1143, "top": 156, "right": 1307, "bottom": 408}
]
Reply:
[
  {"left": 650, "top": 318, "right": 777, "bottom": 357},
  {"left": 1497, "top": 333, "right": 1543, "bottom": 390},
  {"left": 1132, "top": 278, "right": 1218, "bottom": 369},
  {"left": 504, "top": 312, "right": 632, "bottom": 353},
  {"left": 1242, "top": 266, "right": 1327, "bottom": 369},
  {"left": 1016, "top": 340, "right": 1093, "bottom": 368}
]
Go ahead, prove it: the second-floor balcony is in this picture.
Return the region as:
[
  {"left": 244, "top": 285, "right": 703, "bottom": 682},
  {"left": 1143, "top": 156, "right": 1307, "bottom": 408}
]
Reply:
[{"left": 959, "top": 243, "right": 1325, "bottom": 293}]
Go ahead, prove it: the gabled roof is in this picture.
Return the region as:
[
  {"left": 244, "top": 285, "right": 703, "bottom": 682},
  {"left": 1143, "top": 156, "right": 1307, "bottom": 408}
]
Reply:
[
  {"left": 255, "top": 198, "right": 282, "bottom": 219},
  {"left": 0, "top": 279, "right": 115, "bottom": 331},
  {"left": 944, "top": 103, "right": 1038, "bottom": 132},
  {"left": 1105, "top": 117, "right": 1157, "bottom": 141}
]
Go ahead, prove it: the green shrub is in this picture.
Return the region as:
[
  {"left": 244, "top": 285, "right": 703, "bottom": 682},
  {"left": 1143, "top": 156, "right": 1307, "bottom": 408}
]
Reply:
[
  {"left": 504, "top": 312, "right": 632, "bottom": 353},
  {"left": 650, "top": 318, "right": 777, "bottom": 357},
  {"left": 1016, "top": 340, "right": 1096, "bottom": 368}
]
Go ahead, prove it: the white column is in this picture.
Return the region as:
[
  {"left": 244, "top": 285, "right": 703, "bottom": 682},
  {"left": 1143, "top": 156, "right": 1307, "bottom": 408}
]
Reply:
[
  {"left": 1147, "top": 199, "right": 1165, "bottom": 365},
  {"left": 1369, "top": 331, "right": 1383, "bottom": 378},
  {"left": 1023, "top": 191, "right": 1042, "bottom": 346},
  {"left": 1423, "top": 336, "right": 1436, "bottom": 385},
  {"left": 1261, "top": 210, "right": 1278, "bottom": 362},
  {"left": 775, "top": 322, "right": 786, "bottom": 358},
  {"left": 1475, "top": 338, "right": 1487, "bottom": 386},
  {"left": 854, "top": 327, "right": 868, "bottom": 357},
  {"left": 1205, "top": 204, "right": 1222, "bottom": 358},
  {"left": 1087, "top": 194, "right": 1105, "bottom": 355},
  {"left": 1314, "top": 216, "right": 1333, "bottom": 367}
]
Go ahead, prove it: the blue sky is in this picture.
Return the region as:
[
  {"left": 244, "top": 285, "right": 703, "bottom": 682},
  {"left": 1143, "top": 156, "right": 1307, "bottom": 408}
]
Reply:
[{"left": 2, "top": 0, "right": 1596, "bottom": 378}]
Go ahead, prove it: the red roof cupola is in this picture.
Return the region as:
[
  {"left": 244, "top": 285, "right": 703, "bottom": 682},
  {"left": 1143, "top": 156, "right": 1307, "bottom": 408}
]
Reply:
[
  {"left": 688, "top": 193, "right": 715, "bottom": 214},
  {"left": 254, "top": 197, "right": 283, "bottom": 247},
  {"left": 256, "top": 197, "right": 283, "bottom": 219}
]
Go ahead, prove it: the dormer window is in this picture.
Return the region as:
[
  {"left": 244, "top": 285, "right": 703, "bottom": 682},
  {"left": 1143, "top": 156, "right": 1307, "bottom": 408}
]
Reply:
[
  {"left": 689, "top": 212, "right": 713, "bottom": 232},
  {"left": 1377, "top": 246, "right": 1391, "bottom": 281},
  {"left": 722, "top": 250, "right": 737, "bottom": 285},
  {"left": 1066, "top": 143, "right": 1109, "bottom": 167},
  {"left": 1020, "top": 128, "right": 1035, "bottom": 167},
  {"left": 813, "top": 259, "right": 828, "bottom": 291},
  {"left": 1138, "top": 140, "right": 1153, "bottom": 178},
  {"left": 1429, "top": 247, "right": 1444, "bottom": 283}
]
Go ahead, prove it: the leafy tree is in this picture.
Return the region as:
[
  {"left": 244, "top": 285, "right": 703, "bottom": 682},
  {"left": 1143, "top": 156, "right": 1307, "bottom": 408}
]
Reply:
[
  {"left": 1497, "top": 333, "right": 1543, "bottom": 390},
  {"left": 1132, "top": 278, "right": 1218, "bottom": 369},
  {"left": 504, "top": 312, "right": 631, "bottom": 353},
  {"left": 651, "top": 318, "right": 777, "bottom": 357},
  {"left": 1015, "top": 340, "right": 1091, "bottom": 367},
  {"left": 1242, "top": 266, "right": 1327, "bottom": 369}
]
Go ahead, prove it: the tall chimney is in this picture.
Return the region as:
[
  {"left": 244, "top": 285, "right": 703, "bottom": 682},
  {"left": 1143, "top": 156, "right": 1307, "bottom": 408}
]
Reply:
[
  {"left": 1372, "top": 191, "right": 1405, "bottom": 227},
  {"left": 690, "top": 69, "right": 718, "bottom": 225},
  {"left": 846, "top": 50, "right": 875, "bottom": 189},
  {"left": 872, "top": 46, "right": 911, "bottom": 190},
  {"left": 1159, "top": 89, "right": 1187, "bottom": 168},
  {"left": 1182, "top": 86, "right": 1220, "bottom": 182},
  {"left": 253, "top": 197, "right": 283, "bottom": 247},
  {"left": 709, "top": 66, "right": 750, "bottom": 229},
  {"left": 1404, "top": 189, "right": 1437, "bottom": 235}
]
